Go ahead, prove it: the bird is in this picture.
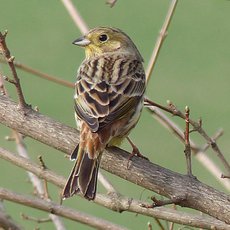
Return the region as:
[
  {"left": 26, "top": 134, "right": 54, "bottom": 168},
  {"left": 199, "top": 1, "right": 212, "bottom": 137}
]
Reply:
[{"left": 62, "top": 27, "right": 146, "bottom": 200}]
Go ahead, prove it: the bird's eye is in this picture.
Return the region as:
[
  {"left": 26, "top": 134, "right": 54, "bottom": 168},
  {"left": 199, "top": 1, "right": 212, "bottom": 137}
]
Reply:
[{"left": 99, "top": 34, "right": 108, "bottom": 42}]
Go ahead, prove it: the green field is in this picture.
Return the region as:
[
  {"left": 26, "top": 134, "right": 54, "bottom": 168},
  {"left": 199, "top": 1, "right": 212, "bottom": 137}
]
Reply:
[{"left": 0, "top": 0, "right": 230, "bottom": 229}]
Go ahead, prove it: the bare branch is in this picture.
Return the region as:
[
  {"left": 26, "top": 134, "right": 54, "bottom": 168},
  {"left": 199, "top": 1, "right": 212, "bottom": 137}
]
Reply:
[
  {"left": 61, "top": 0, "right": 89, "bottom": 34},
  {"left": 146, "top": 0, "right": 178, "bottom": 83},
  {"left": 0, "top": 202, "right": 21, "bottom": 230},
  {"left": 98, "top": 172, "right": 118, "bottom": 194},
  {"left": 106, "top": 0, "right": 118, "bottom": 8},
  {"left": 184, "top": 106, "right": 193, "bottom": 176},
  {"left": 0, "top": 58, "right": 74, "bottom": 89},
  {"left": 13, "top": 131, "right": 66, "bottom": 229},
  {"left": 145, "top": 99, "right": 230, "bottom": 175},
  {"left": 144, "top": 102, "right": 230, "bottom": 191},
  {"left": 21, "top": 213, "right": 51, "bottom": 223},
  {"left": 0, "top": 96, "right": 230, "bottom": 224},
  {"left": 0, "top": 31, "right": 27, "bottom": 109},
  {"left": 0, "top": 188, "right": 128, "bottom": 230},
  {"left": 0, "top": 148, "right": 229, "bottom": 229}
]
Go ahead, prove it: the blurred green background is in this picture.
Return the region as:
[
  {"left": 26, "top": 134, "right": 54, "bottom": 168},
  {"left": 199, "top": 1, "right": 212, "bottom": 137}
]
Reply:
[{"left": 0, "top": 0, "right": 230, "bottom": 229}]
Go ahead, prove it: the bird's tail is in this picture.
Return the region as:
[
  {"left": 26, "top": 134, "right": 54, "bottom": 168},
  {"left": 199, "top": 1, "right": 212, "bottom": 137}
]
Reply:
[{"left": 62, "top": 144, "right": 101, "bottom": 200}]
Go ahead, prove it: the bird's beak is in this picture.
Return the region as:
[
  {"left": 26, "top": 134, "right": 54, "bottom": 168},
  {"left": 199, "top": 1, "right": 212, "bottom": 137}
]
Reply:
[{"left": 72, "top": 36, "right": 91, "bottom": 47}]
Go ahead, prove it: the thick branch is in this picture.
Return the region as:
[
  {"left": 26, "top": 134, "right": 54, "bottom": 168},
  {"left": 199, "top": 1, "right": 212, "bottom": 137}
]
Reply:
[
  {"left": 0, "top": 147, "right": 229, "bottom": 229},
  {"left": 0, "top": 95, "right": 230, "bottom": 224}
]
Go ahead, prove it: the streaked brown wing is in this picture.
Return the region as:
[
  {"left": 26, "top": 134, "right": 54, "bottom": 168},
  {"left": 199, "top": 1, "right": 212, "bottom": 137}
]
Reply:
[{"left": 74, "top": 56, "right": 146, "bottom": 132}]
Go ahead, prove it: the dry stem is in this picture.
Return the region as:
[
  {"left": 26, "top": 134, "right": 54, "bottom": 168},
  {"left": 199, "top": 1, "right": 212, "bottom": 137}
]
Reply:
[
  {"left": 146, "top": 0, "right": 178, "bottom": 83},
  {"left": 0, "top": 31, "right": 27, "bottom": 109},
  {"left": 0, "top": 188, "right": 127, "bottom": 230},
  {"left": 145, "top": 98, "right": 230, "bottom": 174}
]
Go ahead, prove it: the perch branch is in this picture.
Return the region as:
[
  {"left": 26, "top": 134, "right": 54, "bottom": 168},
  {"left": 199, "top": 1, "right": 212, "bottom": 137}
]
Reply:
[
  {"left": 0, "top": 95, "right": 230, "bottom": 224},
  {"left": 2, "top": 58, "right": 228, "bottom": 191},
  {"left": 0, "top": 148, "right": 229, "bottom": 229}
]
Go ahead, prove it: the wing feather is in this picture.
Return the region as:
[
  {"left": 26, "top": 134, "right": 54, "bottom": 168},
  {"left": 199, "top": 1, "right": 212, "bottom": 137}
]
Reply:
[{"left": 74, "top": 55, "right": 146, "bottom": 132}]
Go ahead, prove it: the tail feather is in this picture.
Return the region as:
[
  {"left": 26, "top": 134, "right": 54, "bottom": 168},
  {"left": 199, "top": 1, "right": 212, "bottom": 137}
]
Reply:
[
  {"left": 70, "top": 144, "right": 79, "bottom": 161},
  {"left": 84, "top": 156, "right": 101, "bottom": 200},
  {"left": 62, "top": 147, "right": 101, "bottom": 200}
]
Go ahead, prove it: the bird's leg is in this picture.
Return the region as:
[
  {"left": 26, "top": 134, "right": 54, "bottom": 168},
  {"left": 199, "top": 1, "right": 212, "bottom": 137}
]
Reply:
[{"left": 126, "top": 136, "right": 149, "bottom": 162}]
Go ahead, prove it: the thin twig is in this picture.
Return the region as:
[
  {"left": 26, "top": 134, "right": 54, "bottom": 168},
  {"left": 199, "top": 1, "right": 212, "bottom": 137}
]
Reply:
[
  {"left": 98, "top": 172, "right": 118, "bottom": 194},
  {"left": 106, "top": 0, "right": 118, "bottom": 7},
  {"left": 153, "top": 218, "right": 165, "bottom": 230},
  {"left": 0, "top": 201, "right": 21, "bottom": 230},
  {"left": 0, "top": 188, "right": 128, "bottom": 230},
  {"left": 0, "top": 31, "right": 27, "bottom": 108},
  {"left": 145, "top": 98, "right": 230, "bottom": 175},
  {"left": 13, "top": 132, "right": 66, "bottom": 229},
  {"left": 147, "top": 222, "right": 153, "bottom": 230},
  {"left": 0, "top": 58, "right": 74, "bottom": 88},
  {"left": 221, "top": 174, "right": 230, "bottom": 179},
  {"left": 146, "top": 0, "right": 178, "bottom": 83},
  {"left": 145, "top": 102, "right": 230, "bottom": 191},
  {"left": 61, "top": 0, "right": 89, "bottom": 34},
  {"left": 184, "top": 106, "right": 193, "bottom": 176},
  {"left": 21, "top": 213, "right": 51, "bottom": 223}
]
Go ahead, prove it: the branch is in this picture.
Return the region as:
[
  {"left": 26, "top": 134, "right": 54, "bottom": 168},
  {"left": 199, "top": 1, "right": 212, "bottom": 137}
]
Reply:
[
  {"left": 0, "top": 202, "right": 21, "bottom": 230},
  {"left": 145, "top": 99, "right": 230, "bottom": 174},
  {"left": 0, "top": 188, "right": 127, "bottom": 230},
  {"left": 0, "top": 147, "right": 229, "bottom": 229},
  {"left": 0, "top": 95, "right": 230, "bottom": 225},
  {"left": 61, "top": 0, "right": 89, "bottom": 34},
  {"left": 146, "top": 0, "right": 178, "bottom": 83},
  {"left": 144, "top": 101, "right": 230, "bottom": 191},
  {"left": 0, "top": 57, "right": 74, "bottom": 89},
  {"left": 0, "top": 31, "right": 27, "bottom": 109},
  {"left": 13, "top": 131, "right": 66, "bottom": 230}
]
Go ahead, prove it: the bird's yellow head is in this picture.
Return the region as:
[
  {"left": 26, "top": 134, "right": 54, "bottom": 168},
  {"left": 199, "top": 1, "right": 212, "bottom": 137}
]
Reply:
[{"left": 73, "top": 27, "right": 143, "bottom": 61}]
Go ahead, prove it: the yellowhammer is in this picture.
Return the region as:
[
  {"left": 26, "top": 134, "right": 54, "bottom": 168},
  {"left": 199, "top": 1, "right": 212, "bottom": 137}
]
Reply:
[{"left": 62, "top": 27, "right": 146, "bottom": 200}]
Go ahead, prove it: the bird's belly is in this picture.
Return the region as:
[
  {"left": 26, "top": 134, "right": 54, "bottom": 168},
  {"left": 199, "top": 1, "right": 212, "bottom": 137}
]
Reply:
[{"left": 108, "top": 99, "right": 143, "bottom": 147}]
